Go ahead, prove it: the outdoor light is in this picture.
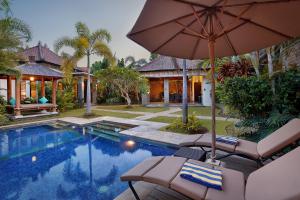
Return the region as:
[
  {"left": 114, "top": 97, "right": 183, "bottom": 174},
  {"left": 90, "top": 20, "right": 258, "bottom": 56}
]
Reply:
[
  {"left": 32, "top": 156, "right": 37, "bottom": 162},
  {"left": 125, "top": 140, "right": 135, "bottom": 148},
  {"left": 30, "top": 77, "right": 34, "bottom": 81}
]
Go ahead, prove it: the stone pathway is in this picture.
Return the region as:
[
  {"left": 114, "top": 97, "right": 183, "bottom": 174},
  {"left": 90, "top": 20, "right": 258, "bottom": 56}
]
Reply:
[{"left": 93, "top": 106, "right": 239, "bottom": 122}]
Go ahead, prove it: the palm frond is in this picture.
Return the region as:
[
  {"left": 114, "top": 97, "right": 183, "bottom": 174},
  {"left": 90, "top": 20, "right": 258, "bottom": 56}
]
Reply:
[
  {"left": 125, "top": 56, "right": 135, "bottom": 64},
  {"left": 0, "top": 17, "right": 31, "bottom": 42},
  {"left": 0, "top": 0, "right": 10, "bottom": 16},
  {"left": 75, "top": 22, "right": 90, "bottom": 38},
  {"left": 54, "top": 37, "right": 76, "bottom": 53},
  {"left": 92, "top": 41, "right": 114, "bottom": 64},
  {"left": 90, "top": 29, "right": 111, "bottom": 44}
]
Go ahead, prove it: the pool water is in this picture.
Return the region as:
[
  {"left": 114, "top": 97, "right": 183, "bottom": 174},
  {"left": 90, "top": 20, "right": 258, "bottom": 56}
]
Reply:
[{"left": 0, "top": 124, "right": 176, "bottom": 200}]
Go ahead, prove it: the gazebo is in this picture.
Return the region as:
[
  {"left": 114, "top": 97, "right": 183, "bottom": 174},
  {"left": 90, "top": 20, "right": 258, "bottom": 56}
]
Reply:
[{"left": 5, "top": 63, "right": 63, "bottom": 117}]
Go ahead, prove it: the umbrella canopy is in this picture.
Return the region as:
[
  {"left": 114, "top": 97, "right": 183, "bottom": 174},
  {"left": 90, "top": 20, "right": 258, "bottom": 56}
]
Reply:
[{"left": 128, "top": 0, "right": 300, "bottom": 163}]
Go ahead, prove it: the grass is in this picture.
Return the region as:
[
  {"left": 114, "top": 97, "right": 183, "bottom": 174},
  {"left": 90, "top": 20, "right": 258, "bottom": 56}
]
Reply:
[
  {"left": 146, "top": 116, "right": 233, "bottom": 135},
  {"left": 96, "top": 105, "right": 169, "bottom": 113},
  {"left": 3, "top": 108, "right": 141, "bottom": 126},
  {"left": 175, "top": 106, "right": 222, "bottom": 117}
]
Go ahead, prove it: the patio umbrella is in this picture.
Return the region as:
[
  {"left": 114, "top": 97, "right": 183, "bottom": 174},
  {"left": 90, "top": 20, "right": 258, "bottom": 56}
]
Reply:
[{"left": 127, "top": 0, "right": 300, "bottom": 163}]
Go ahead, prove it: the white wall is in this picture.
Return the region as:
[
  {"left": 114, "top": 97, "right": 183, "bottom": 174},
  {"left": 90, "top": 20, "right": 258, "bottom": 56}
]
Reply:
[
  {"left": 202, "top": 78, "right": 212, "bottom": 106},
  {"left": 0, "top": 79, "right": 7, "bottom": 100}
]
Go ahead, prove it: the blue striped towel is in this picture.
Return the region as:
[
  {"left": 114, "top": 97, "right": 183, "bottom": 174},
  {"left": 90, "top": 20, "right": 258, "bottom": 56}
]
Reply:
[
  {"left": 216, "top": 136, "right": 239, "bottom": 145},
  {"left": 179, "top": 162, "right": 223, "bottom": 190}
]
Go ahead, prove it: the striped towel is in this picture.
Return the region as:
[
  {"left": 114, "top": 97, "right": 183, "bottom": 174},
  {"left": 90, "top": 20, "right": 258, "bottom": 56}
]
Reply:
[
  {"left": 216, "top": 136, "right": 239, "bottom": 145},
  {"left": 179, "top": 162, "right": 223, "bottom": 190}
]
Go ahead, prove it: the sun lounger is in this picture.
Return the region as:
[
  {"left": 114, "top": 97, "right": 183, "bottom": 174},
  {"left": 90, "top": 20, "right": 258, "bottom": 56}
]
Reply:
[
  {"left": 121, "top": 147, "right": 300, "bottom": 200},
  {"left": 180, "top": 118, "right": 300, "bottom": 165}
]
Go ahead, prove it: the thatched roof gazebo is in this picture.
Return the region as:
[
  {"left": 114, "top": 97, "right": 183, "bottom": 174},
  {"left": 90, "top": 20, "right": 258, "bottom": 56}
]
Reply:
[{"left": 5, "top": 63, "right": 63, "bottom": 117}]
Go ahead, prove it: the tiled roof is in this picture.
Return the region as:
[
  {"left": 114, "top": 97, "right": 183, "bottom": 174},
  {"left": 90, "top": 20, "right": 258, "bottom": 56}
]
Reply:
[
  {"left": 20, "top": 42, "right": 62, "bottom": 66},
  {"left": 137, "top": 56, "right": 202, "bottom": 72},
  {"left": 16, "top": 64, "right": 63, "bottom": 78}
]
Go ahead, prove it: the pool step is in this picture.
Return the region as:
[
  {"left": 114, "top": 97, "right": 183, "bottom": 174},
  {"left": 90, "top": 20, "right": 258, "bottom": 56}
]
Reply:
[{"left": 86, "top": 129, "right": 120, "bottom": 142}]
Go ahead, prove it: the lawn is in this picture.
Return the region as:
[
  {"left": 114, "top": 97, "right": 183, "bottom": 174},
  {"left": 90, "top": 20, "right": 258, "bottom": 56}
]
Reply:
[
  {"left": 96, "top": 105, "right": 169, "bottom": 113},
  {"left": 146, "top": 116, "right": 233, "bottom": 135},
  {"left": 175, "top": 106, "right": 222, "bottom": 117},
  {"left": 4, "top": 108, "right": 141, "bottom": 126}
]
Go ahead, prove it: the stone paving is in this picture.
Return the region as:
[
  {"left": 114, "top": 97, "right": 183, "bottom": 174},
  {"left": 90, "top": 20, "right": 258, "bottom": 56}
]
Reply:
[{"left": 94, "top": 106, "right": 239, "bottom": 122}]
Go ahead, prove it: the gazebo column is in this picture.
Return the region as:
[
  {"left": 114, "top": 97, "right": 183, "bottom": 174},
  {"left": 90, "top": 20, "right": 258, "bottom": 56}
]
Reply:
[
  {"left": 163, "top": 78, "right": 169, "bottom": 106},
  {"left": 41, "top": 77, "right": 45, "bottom": 97},
  {"left": 15, "top": 77, "right": 21, "bottom": 116},
  {"left": 77, "top": 76, "right": 84, "bottom": 106},
  {"left": 7, "top": 76, "right": 12, "bottom": 101},
  {"left": 52, "top": 79, "right": 57, "bottom": 112}
]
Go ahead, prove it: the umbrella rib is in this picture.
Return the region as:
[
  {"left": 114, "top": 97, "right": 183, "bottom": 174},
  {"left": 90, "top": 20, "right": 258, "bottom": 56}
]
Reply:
[
  {"left": 175, "top": 21, "right": 207, "bottom": 39},
  {"left": 218, "top": 0, "right": 300, "bottom": 8},
  {"left": 222, "top": 10, "right": 293, "bottom": 39},
  {"left": 191, "top": 15, "right": 209, "bottom": 59},
  {"left": 217, "top": 4, "right": 254, "bottom": 37},
  {"left": 214, "top": 14, "right": 237, "bottom": 55},
  {"left": 191, "top": 5, "right": 209, "bottom": 36},
  {"left": 152, "top": 18, "right": 198, "bottom": 53},
  {"left": 216, "top": 21, "right": 248, "bottom": 39},
  {"left": 128, "top": 9, "right": 206, "bottom": 37}
]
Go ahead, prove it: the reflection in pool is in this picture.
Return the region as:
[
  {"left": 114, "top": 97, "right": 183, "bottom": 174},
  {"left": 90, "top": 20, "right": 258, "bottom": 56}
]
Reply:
[{"left": 0, "top": 124, "right": 176, "bottom": 200}]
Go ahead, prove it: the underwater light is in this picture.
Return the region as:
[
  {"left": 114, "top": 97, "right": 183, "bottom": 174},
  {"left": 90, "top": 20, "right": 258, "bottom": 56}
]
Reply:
[
  {"left": 125, "top": 140, "right": 136, "bottom": 148},
  {"left": 32, "top": 156, "right": 37, "bottom": 162}
]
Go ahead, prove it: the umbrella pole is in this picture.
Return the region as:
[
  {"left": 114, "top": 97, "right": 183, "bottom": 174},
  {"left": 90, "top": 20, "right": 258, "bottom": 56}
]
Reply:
[
  {"left": 208, "top": 39, "right": 217, "bottom": 163},
  {"left": 182, "top": 59, "right": 188, "bottom": 124}
]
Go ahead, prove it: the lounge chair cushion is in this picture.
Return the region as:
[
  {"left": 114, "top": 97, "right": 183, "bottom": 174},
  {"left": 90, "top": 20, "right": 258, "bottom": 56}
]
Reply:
[
  {"left": 121, "top": 156, "right": 164, "bottom": 182},
  {"left": 196, "top": 133, "right": 236, "bottom": 152},
  {"left": 180, "top": 134, "right": 203, "bottom": 146},
  {"left": 235, "top": 139, "right": 259, "bottom": 159},
  {"left": 257, "top": 118, "right": 300, "bottom": 158},
  {"left": 246, "top": 147, "right": 300, "bottom": 200},
  {"left": 143, "top": 157, "right": 187, "bottom": 187},
  {"left": 205, "top": 166, "right": 245, "bottom": 200},
  {"left": 171, "top": 160, "right": 213, "bottom": 200}
]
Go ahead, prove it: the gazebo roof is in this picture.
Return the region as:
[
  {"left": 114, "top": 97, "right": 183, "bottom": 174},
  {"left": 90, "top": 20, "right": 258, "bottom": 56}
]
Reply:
[
  {"left": 20, "top": 42, "right": 62, "bottom": 66},
  {"left": 137, "top": 56, "right": 202, "bottom": 72},
  {"left": 16, "top": 64, "right": 63, "bottom": 78}
]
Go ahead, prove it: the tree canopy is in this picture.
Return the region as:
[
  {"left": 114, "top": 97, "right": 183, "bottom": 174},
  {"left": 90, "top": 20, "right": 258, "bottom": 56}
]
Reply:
[{"left": 96, "top": 67, "right": 148, "bottom": 106}]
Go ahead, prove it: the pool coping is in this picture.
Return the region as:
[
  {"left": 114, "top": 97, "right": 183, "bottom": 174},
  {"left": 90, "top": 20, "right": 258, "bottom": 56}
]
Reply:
[{"left": 0, "top": 116, "right": 198, "bottom": 147}]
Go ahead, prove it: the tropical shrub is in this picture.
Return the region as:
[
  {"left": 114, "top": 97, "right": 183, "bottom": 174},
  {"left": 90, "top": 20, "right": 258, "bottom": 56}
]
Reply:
[
  {"left": 217, "top": 58, "right": 256, "bottom": 83},
  {"left": 0, "top": 95, "right": 9, "bottom": 125},
  {"left": 272, "top": 68, "right": 300, "bottom": 115},
  {"left": 57, "top": 90, "right": 74, "bottom": 112},
  {"left": 218, "top": 76, "right": 273, "bottom": 118},
  {"left": 166, "top": 114, "right": 208, "bottom": 134}
]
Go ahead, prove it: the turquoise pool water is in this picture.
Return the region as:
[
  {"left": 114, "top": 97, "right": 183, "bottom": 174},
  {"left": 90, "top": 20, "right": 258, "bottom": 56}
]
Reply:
[{"left": 0, "top": 123, "right": 176, "bottom": 200}]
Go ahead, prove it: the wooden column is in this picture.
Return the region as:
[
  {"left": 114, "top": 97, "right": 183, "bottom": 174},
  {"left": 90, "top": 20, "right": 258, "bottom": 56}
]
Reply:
[
  {"left": 163, "top": 78, "right": 169, "bottom": 106},
  {"left": 52, "top": 79, "right": 57, "bottom": 112},
  {"left": 7, "top": 76, "right": 12, "bottom": 101},
  {"left": 15, "top": 78, "right": 21, "bottom": 116},
  {"left": 41, "top": 77, "right": 45, "bottom": 97}
]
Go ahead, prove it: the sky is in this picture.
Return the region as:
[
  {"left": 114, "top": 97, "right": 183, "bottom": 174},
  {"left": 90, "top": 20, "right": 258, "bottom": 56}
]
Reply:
[{"left": 11, "top": 0, "right": 149, "bottom": 67}]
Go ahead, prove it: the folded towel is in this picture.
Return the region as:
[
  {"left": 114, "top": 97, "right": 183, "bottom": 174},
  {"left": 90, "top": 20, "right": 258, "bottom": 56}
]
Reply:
[
  {"left": 180, "top": 162, "right": 223, "bottom": 190},
  {"left": 216, "top": 136, "right": 239, "bottom": 145}
]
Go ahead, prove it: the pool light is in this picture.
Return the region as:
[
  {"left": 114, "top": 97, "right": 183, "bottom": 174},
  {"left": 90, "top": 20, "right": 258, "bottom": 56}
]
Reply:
[
  {"left": 32, "top": 156, "right": 37, "bottom": 162},
  {"left": 125, "top": 140, "right": 135, "bottom": 148}
]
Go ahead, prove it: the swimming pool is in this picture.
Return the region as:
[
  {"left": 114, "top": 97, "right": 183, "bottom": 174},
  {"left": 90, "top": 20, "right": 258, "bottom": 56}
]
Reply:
[{"left": 0, "top": 123, "right": 176, "bottom": 200}]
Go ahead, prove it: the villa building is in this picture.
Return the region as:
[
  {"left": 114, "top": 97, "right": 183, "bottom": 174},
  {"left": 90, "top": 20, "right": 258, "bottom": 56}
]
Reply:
[
  {"left": 0, "top": 42, "right": 97, "bottom": 117},
  {"left": 138, "top": 56, "right": 212, "bottom": 106}
]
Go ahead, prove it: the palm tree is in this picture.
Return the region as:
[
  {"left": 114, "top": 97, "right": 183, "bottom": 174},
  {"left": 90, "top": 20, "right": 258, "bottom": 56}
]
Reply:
[
  {"left": 125, "top": 56, "right": 147, "bottom": 69},
  {"left": 54, "top": 22, "right": 114, "bottom": 114},
  {"left": 0, "top": 0, "right": 31, "bottom": 77}
]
